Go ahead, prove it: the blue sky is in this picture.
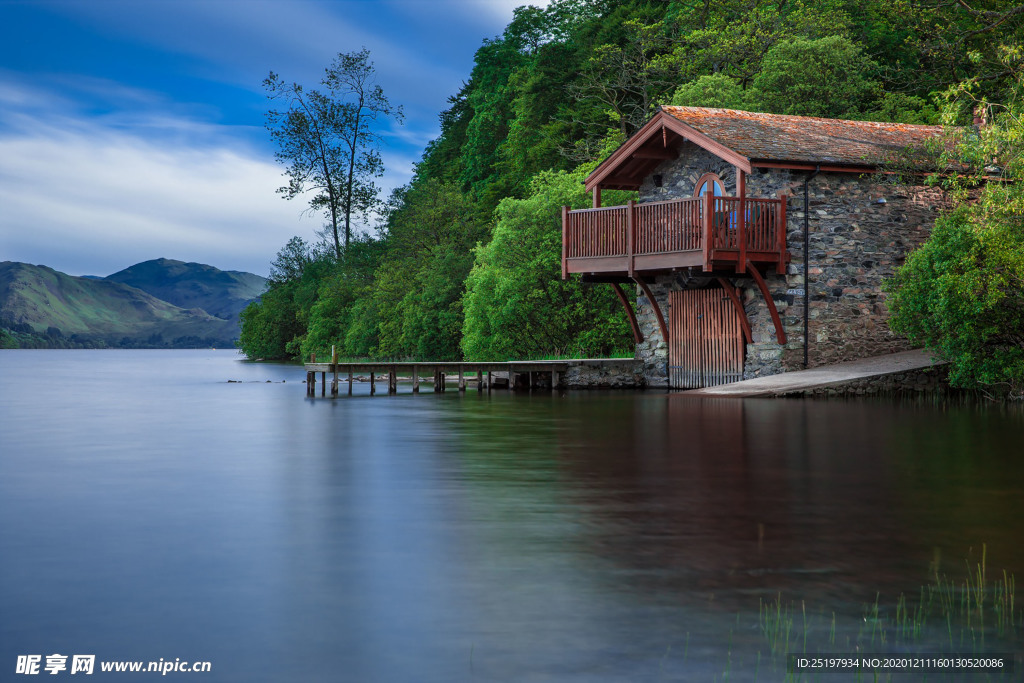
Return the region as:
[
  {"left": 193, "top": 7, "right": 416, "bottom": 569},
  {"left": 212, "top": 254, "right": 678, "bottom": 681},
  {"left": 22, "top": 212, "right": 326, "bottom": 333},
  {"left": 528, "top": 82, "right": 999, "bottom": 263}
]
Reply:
[{"left": 0, "top": 0, "right": 542, "bottom": 277}]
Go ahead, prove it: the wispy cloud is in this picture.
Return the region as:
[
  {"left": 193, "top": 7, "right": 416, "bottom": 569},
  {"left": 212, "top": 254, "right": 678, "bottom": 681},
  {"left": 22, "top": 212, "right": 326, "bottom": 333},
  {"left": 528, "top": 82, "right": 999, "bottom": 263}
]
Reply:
[{"left": 0, "top": 79, "right": 413, "bottom": 277}]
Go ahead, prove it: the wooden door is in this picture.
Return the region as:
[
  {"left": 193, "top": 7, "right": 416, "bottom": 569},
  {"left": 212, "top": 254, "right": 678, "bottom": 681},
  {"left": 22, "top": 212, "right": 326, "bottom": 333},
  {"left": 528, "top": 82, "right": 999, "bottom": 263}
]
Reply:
[{"left": 668, "top": 288, "right": 745, "bottom": 389}]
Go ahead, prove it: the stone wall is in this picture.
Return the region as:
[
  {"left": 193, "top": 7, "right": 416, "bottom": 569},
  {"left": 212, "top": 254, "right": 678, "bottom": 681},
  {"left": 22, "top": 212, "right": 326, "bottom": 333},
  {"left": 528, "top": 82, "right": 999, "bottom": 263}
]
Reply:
[
  {"left": 632, "top": 141, "right": 946, "bottom": 384},
  {"left": 561, "top": 359, "right": 645, "bottom": 389},
  {"left": 776, "top": 365, "right": 950, "bottom": 397}
]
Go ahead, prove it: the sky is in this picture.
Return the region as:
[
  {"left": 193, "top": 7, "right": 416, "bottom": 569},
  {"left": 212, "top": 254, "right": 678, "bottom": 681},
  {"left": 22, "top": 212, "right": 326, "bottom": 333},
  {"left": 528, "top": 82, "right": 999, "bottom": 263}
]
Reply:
[{"left": 0, "top": 0, "right": 543, "bottom": 278}]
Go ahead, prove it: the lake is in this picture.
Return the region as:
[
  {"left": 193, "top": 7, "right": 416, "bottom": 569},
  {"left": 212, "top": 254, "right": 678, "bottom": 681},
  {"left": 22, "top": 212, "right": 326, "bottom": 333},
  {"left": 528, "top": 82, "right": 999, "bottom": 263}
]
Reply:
[{"left": 1, "top": 349, "right": 1021, "bottom": 681}]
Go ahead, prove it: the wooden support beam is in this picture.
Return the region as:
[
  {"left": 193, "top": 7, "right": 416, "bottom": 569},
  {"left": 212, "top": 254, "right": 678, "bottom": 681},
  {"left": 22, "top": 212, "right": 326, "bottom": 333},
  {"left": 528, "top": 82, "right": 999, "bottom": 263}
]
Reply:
[
  {"left": 321, "top": 371, "right": 326, "bottom": 396},
  {"left": 702, "top": 192, "right": 713, "bottom": 272},
  {"left": 634, "top": 274, "right": 669, "bottom": 345},
  {"left": 487, "top": 370, "right": 492, "bottom": 392},
  {"left": 477, "top": 369, "right": 483, "bottom": 392},
  {"left": 310, "top": 371, "right": 316, "bottom": 396},
  {"left": 388, "top": 368, "right": 397, "bottom": 394},
  {"left": 348, "top": 369, "right": 353, "bottom": 395},
  {"left": 370, "top": 370, "right": 375, "bottom": 395},
  {"left": 736, "top": 168, "right": 746, "bottom": 274},
  {"left": 611, "top": 283, "right": 643, "bottom": 344},
  {"left": 592, "top": 186, "right": 601, "bottom": 208},
  {"left": 746, "top": 260, "right": 787, "bottom": 344},
  {"left": 440, "top": 372, "right": 446, "bottom": 392},
  {"left": 331, "top": 346, "right": 338, "bottom": 396},
  {"left": 412, "top": 366, "right": 419, "bottom": 393},
  {"left": 458, "top": 366, "right": 465, "bottom": 392},
  {"left": 551, "top": 370, "right": 557, "bottom": 391},
  {"left": 561, "top": 205, "right": 568, "bottom": 280},
  {"left": 716, "top": 277, "right": 753, "bottom": 344},
  {"left": 626, "top": 199, "right": 635, "bottom": 277}
]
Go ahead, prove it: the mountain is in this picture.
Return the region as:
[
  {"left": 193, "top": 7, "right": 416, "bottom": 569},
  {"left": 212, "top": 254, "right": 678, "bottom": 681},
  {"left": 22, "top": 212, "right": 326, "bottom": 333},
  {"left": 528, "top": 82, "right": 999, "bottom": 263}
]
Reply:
[
  {"left": 0, "top": 261, "right": 240, "bottom": 348},
  {"left": 105, "top": 258, "right": 266, "bottom": 322}
]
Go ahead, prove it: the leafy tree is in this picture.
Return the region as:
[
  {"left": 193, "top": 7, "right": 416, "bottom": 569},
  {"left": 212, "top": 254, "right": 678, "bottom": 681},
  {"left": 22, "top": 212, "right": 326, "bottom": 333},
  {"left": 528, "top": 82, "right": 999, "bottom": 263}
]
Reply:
[
  {"left": 748, "top": 36, "right": 879, "bottom": 118},
  {"left": 670, "top": 73, "right": 749, "bottom": 109},
  {"left": 887, "top": 78, "right": 1024, "bottom": 398},
  {"left": 264, "top": 49, "right": 403, "bottom": 259},
  {"left": 462, "top": 165, "right": 633, "bottom": 361}
]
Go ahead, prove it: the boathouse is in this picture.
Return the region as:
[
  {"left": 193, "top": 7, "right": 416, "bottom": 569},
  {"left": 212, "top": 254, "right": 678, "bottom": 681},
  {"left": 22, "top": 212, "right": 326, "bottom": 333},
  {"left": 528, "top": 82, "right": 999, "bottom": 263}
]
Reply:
[{"left": 562, "top": 106, "right": 946, "bottom": 388}]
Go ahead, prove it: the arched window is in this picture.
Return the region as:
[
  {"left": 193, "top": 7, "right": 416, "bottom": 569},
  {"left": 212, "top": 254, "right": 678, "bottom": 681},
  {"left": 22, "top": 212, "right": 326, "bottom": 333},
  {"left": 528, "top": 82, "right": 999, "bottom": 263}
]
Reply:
[{"left": 694, "top": 173, "right": 726, "bottom": 198}]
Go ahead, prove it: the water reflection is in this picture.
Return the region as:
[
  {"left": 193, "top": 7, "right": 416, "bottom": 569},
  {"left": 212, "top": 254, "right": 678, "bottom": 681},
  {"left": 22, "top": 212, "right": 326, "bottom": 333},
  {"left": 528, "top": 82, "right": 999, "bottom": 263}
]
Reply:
[{"left": 2, "top": 352, "right": 1022, "bottom": 681}]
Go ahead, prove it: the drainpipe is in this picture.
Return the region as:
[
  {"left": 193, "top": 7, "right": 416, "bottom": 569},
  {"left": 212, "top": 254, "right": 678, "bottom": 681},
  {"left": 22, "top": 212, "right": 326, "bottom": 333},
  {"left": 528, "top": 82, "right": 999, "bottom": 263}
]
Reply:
[{"left": 803, "top": 166, "right": 820, "bottom": 369}]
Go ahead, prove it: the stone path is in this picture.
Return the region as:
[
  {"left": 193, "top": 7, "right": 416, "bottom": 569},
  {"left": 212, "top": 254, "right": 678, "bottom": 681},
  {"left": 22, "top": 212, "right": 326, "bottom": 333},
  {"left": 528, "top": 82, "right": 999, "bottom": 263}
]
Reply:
[{"left": 685, "top": 349, "right": 944, "bottom": 397}]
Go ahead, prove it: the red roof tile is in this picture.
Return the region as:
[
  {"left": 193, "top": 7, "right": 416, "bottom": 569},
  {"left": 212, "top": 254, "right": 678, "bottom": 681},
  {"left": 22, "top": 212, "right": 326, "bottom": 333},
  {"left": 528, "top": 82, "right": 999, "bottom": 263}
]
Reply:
[{"left": 661, "top": 106, "right": 944, "bottom": 167}]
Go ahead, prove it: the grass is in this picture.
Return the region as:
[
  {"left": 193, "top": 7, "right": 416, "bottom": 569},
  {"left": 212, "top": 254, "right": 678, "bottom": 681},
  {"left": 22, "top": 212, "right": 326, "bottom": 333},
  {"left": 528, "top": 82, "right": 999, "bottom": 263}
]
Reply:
[{"left": 748, "top": 548, "right": 1021, "bottom": 681}]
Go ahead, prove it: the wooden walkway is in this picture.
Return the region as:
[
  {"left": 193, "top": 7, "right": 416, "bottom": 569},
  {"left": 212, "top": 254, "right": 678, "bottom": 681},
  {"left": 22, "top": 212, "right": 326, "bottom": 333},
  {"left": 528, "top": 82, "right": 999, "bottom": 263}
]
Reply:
[
  {"left": 303, "top": 360, "right": 574, "bottom": 397},
  {"left": 684, "top": 349, "right": 944, "bottom": 397}
]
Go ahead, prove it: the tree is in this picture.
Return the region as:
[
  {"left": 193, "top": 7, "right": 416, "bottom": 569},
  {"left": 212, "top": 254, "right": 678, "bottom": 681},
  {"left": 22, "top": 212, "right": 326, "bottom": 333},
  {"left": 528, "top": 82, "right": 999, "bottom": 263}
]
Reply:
[
  {"left": 748, "top": 36, "right": 879, "bottom": 118},
  {"left": 461, "top": 164, "right": 634, "bottom": 361},
  {"left": 886, "top": 78, "right": 1024, "bottom": 398},
  {"left": 264, "top": 49, "right": 403, "bottom": 259}
]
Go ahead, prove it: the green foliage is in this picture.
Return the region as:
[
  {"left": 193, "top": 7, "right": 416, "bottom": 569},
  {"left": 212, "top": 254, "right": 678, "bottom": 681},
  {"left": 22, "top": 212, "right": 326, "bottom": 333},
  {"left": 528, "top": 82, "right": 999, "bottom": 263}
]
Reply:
[
  {"left": 887, "top": 79, "right": 1024, "bottom": 398},
  {"left": 243, "top": 0, "right": 1024, "bottom": 368},
  {"left": 670, "top": 74, "right": 748, "bottom": 109},
  {"left": 462, "top": 166, "right": 633, "bottom": 361},
  {"left": 748, "top": 36, "right": 879, "bottom": 118}
]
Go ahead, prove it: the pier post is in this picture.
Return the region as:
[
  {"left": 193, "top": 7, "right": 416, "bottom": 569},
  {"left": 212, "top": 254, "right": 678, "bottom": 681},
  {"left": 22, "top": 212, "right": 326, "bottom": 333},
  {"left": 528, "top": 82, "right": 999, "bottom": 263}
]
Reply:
[
  {"left": 388, "top": 368, "right": 397, "bottom": 394},
  {"left": 487, "top": 371, "right": 492, "bottom": 393},
  {"left": 306, "top": 371, "right": 312, "bottom": 396},
  {"left": 440, "top": 372, "right": 446, "bottom": 392},
  {"left": 508, "top": 367, "right": 514, "bottom": 392},
  {"left": 348, "top": 369, "right": 353, "bottom": 395},
  {"left": 321, "top": 371, "right": 326, "bottom": 397},
  {"left": 331, "top": 346, "right": 338, "bottom": 396},
  {"left": 433, "top": 369, "right": 439, "bottom": 393},
  {"left": 477, "top": 369, "right": 483, "bottom": 392},
  {"left": 370, "top": 370, "right": 375, "bottom": 395},
  {"left": 528, "top": 371, "right": 533, "bottom": 393},
  {"left": 551, "top": 370, "right": 557, "bottom": 391},
  {"left": 458, "top": 366, "right": 465, "bottom": 392},
  {"left": 412, "top": 366, "right": 419, "bottom": 393}
]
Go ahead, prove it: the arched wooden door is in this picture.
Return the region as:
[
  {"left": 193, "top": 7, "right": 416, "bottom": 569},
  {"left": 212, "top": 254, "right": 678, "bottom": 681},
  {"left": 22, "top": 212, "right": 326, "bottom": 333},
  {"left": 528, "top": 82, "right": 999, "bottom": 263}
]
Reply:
[{"left": 668, "top": 288, "right": 745, "bottom": 388}]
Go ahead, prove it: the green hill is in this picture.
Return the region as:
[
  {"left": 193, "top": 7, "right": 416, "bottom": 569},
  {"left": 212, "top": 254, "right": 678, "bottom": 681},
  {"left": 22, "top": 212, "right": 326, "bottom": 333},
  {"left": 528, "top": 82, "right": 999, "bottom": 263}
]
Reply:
[
  {"left": 105, "top": 258, "right": 266, "bottom": 322},
  {"left": 0, "top": 261, "right": 240, "bottom": 348}
]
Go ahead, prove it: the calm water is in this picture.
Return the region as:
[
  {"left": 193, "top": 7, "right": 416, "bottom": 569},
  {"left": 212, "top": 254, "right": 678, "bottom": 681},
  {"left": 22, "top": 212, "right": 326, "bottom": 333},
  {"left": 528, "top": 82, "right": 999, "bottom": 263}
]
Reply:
[{"left": 1, "top": 350, "right": 1022, "bottom": 681}]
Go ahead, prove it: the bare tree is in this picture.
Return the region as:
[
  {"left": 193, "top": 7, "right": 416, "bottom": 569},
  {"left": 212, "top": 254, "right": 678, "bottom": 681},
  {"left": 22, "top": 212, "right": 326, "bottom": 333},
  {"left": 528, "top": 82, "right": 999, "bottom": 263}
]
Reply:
[{"left": 264, "top": 49, "right": 403, "bottom": 259}]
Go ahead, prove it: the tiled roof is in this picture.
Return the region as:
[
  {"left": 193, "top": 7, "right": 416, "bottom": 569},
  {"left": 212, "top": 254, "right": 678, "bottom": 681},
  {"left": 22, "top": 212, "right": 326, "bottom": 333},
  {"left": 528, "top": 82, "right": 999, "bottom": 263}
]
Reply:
[{"left": 661, "top": 106, "right": 944, "bottom": 167}]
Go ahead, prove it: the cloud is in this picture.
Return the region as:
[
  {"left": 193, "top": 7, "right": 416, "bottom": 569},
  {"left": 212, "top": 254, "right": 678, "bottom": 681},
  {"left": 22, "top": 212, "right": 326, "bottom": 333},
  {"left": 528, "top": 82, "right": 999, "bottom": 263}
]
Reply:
[{"left": 0, "top": 80, "right": 413, "bottom": 278}]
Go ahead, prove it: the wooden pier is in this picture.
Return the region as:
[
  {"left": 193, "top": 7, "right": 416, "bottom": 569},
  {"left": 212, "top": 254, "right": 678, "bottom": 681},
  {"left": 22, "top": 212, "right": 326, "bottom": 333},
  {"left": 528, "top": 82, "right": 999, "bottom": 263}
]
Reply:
[{"left": 303, "top": 360, "right": 574, "bottom": 397}]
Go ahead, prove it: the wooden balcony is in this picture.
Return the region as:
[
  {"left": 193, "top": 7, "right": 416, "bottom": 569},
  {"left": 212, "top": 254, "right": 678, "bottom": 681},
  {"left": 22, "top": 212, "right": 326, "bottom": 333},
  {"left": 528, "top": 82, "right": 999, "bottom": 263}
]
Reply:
[{"left": 561, "top": 195, "right": 788, "bottom": 279}]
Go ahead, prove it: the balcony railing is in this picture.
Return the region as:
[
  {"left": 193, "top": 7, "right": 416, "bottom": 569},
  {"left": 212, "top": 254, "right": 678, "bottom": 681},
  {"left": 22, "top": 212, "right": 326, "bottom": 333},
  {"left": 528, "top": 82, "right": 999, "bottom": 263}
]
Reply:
[{"left": 562, "top": 194, "right": 788, "bottom": 277}]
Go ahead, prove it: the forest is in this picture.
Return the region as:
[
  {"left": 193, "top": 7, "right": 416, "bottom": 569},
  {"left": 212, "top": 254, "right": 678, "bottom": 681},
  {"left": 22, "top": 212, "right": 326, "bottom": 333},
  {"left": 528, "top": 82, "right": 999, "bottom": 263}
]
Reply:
[{"left": 237, "top": 0, "right": 1024, "bottom": 371}]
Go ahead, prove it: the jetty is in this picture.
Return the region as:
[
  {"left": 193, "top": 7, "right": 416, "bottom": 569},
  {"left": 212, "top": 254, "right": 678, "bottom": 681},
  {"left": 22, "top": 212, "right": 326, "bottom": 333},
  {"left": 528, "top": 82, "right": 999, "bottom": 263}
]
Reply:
[{"left": 301, "top": 357, "right": 640, "bottom": 396}]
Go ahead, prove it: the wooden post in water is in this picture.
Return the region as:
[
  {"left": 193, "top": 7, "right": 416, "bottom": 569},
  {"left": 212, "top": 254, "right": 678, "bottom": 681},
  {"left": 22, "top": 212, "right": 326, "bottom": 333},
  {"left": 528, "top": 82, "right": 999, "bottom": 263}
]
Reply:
[
  {"left": 331, "top": 345, "right": 338, "bottom": 396},
  {"left": 487, "top": 371, "right": 492, "bottom": 393},
  {"left": 388, "top": 367, "right": 396, "bottom": 394},
  {"left": 370, "top": 370, "right": 375, "bottom": 395},
  {"left": 477, "top": 369, "right": 483, "bottom": 392},
  {"left": 551, "top": 370, "right": 557, "bottom": 391},
  {"left": 310, "top": 371, "right": 317, "bottom": 396},
  {"left": 433, "top": 369, "right": 439, "bottom": 393},
  {"left": 508, "top": 367, "right": 514, "bottom": 392},
  {"left": 348, "top": 369, "right": 353, "bottom": 395},
  {"left": 321, "top": 372, "right": 326, "bottom": 396},
  {"left": 440, "top": 372, "right": 446, "bottom": 392},
  {"left": 458, "top": 366, "right": 465, "bottom": 392},
  {"left": 305, "top": 371, "right": 311, "bottom": 396},
  {"left": 412, "top": 366, "right": 419, "bottom": 393}
]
